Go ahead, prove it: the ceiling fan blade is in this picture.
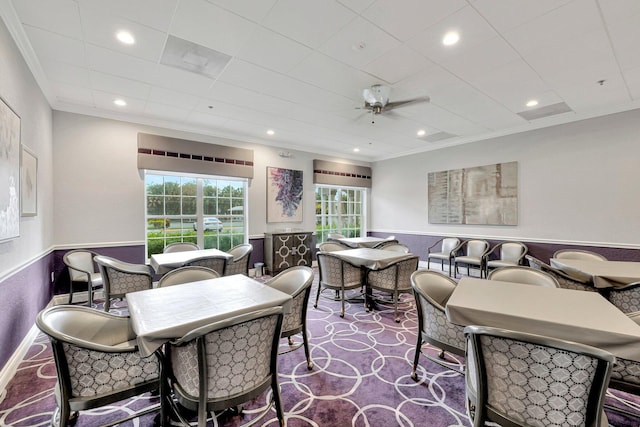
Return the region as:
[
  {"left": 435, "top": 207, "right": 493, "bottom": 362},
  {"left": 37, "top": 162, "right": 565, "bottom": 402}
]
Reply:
[{"left": 385, "top": 96, "right": 430, "bottom": 111}]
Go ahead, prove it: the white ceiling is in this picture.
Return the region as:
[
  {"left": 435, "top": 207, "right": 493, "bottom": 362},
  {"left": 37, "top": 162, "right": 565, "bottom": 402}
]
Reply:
[{"left": 2, "top": 0, "right": 639, "bottom": 161}]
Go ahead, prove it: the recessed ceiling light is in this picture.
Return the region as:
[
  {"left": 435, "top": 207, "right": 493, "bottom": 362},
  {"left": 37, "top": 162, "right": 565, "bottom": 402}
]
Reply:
[
  {"left": 417, "top": 129, "right": 426, "bottom": 137},
  {"left": 526, "top": 99, "right": 539, "bottom": 107},
  {"left": 266, "top": 129, "right": 275, "bottom": 136},
  {"left": 116, "top": 31, "right": 135, "bottom": 45},
  {"left": 353, "top": 148, "right": 360, "bottom": 152},
  {"left": 442, "top": 31, "right": 460, "bottom": 46},
  {"left": 113, "top": 99, "right": 127, "bottom": 107}
]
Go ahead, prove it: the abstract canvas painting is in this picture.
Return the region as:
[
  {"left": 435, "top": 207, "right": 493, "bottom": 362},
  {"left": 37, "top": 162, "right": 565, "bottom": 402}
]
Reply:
[
  {"left": 0, "top": 97, "right": 21, "bottom": 240},
  {"left": 267, "top": 167, "right": 303, "bottom": 223},
  {"left": 21, "top": 146, "right": 37, "bottom": 216},
  {"left": 428, "top": 161, "right": 518, "bottom": 225}
]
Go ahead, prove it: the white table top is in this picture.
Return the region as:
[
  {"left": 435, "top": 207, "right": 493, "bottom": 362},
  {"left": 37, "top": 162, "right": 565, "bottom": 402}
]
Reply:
[
  {"left": 331, "top": 248, "right": 412, "bottom": 270},
  {"left": 149, "top": 248, "right": 233, "bottom": 275},
  {"left": 127, "top": 274, "right": 292, "bottom": 356},
  {"left": 446, "top": 277, "right": 640, "bottom": 362},
  {"left": 550, "top": 258, "right": 640, "bottom": 288},
  {"left": 333, "top": 237, "right": 388, "bottom": 248}
]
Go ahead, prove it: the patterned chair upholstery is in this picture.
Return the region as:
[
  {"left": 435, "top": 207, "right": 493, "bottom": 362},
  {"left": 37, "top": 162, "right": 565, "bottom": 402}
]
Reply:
[
  {"left": 553, "top": 249, "right": 608, "bottom": 261},
  {"left": 482, "top": 241, "right": 528, "bottom": 278},
  {"left": 157, "top": 266, "right": 220, "bottom": 287},
  {"left": 265, "top": 266, "right": 315, "bottom": 369},
  {"left": 163, "top": 242, "right": 199, "bottom": 253},
  {"left": 427, "top": 237, "right": 461, "bottom": 277},
  {"left": 182, "top": 255, "right": 228, "bottom": 276},
  {"left": 318, "top": 242, "right": 350, "bottom": 252},
  {"left": 410, "top": 270, "right": 465, "bottom": 380},
  {"left": 377, "top": 243, "right": 410, "bottom": 253},
  {"left": 161, "top": 307, "right": 285, "bottom": 427},
  {"left": 224, "top": 243, "right": 253, "bottom": 276},
  {"left": 63, "top": 249, "right": 104, "bottom": 306},
  {"left": 367, "top": 255, "right": 419, "bottom": 322},
  {"left": 464, "top": 325, "right": 613, "bottom": 427},
  {"left": 36, "top": 305, "right": 160, "bottom": 427},
  {"left": 487, "top": 266, "right": 559, "bottom": 288},
  {"left": 525, "top": 255, "right": 598, "bottom": 292},
  {"left": 94, "top": 255, "right": 153, "bottom": 312},
  {"left": 315, "top": 252, "right": 364, "bottom": 318},
  {"left": 454, "top": 239, "right": 490, "bottom": 278},
  {"left": 607, "top": 281, "right": 640, "bottom": 314}
]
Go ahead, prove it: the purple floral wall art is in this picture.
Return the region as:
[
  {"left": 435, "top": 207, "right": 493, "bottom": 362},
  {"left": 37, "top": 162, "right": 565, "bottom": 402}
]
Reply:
[{"left": 267, "top": 167, "right": 303, "bottom": 223}]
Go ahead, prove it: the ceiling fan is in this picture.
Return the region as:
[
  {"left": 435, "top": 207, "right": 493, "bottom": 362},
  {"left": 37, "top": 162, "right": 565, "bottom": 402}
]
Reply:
[{"left": 358, "top": 84, "right": 430, "bottom": 122}]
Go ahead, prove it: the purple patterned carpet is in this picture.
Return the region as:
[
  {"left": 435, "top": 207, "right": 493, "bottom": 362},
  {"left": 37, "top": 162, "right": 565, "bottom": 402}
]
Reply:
[{"left": 1, "top": 270, "right": 639, "bottom": 426}]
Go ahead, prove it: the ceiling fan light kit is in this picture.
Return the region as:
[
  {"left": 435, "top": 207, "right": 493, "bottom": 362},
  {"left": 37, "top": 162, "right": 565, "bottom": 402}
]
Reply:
[{"left": 360, "top": 84, "right": 430, "bottom": 117}]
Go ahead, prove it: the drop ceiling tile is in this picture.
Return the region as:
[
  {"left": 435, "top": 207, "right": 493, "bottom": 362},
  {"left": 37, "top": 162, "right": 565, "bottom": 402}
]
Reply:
[
  {"left": 363, "top": 0, "right": 466, "bottom": 42},
  {"left": 236, "top": 26, "right": 312, "bottom": 74},
  {"left": 86, "top": 45, "right": 157, "bottom": 83},
  {"left": 472, "top": 0, "right": 573, "bottom": 33},
  {"left": 39, "top": 59, "right": 90, "bottom": 86},
  {"left": 553, "top": 75, "right": 631, "bottom": 112},
  {"left": 203, "top": 0, "right": 279, "bottom": 23},
  {"left": 206, "top": 81, "right": 296, "bottom": 115},
  {"left": 144, "top": 102, "right": 190, "bottom": 121},
  {"left": 92, "top": 90, "right": 146, "bottom": 113},
  {"left": 80, "top": 11, "right": 167, "bottom": 62},
  {"left": 319, "top": 17, "right": 401, "bottom": 68},
  {"left": 598, "top": 0, "right": 640, "bottom": 23},
  {"left": 78, "top": 0, "right": 178, "bottom": 31},
  {"left": 170, "top": 0, "right": 257, "bottom": 56},
  {"left": 185, "top": 110, "right": 229, "bottom": 129},
  {"left": 13, "top": 0, "right": 82, "bottom": 38},
  {"left": 261, "top": 0, "right": 356, "bottom": 49},
  {"left": 363, "top": 45, "right": 434, "bottom": 85},
  {"left": 440, "top": 36, "right": 520, "bottom": 82},
  {"left": 24, "top": 26, "right": 85, "bottom": 67},
  {"left": 148, "top": 64, "right": 215, "bottom": 96},
  {"left": 624, "top": 65, "right": 640, "bottom": 99},
  {"left": 336, "top": 0, "right": 376, "bottom": 14},
  {"left": 606, "top": 13, "right": 640, "bottom": 71},
  {"left": 52, "top": 82, "right": 94, "bottom": 104},
  {"left": 147, "top": 87, "right": 200, "bottom": 110},
  {"left": 89, "top": 71, "right": 151, "bottom": 99}
]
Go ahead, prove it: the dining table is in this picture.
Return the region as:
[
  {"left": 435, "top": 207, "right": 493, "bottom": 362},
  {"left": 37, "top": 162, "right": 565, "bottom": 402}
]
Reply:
[
  {"left": 127, "top": 274, "right": 292, "bottom": 357},
  {"left": 550, "top": 258, "right": 640, "bottom": 288},
  {"left": 149, "top": 248, "right": 233, "bottom": 275},
  {"left": 445, "top": 277, "right": 640, "bottom": 362},
  {"left": 330, "top": 236, "right": 389, "bottom": 248}
]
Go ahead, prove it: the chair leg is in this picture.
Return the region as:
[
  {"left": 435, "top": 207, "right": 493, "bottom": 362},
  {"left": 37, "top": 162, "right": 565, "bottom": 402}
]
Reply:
[
  {"left": 340, "top": 288, "right": 345, "bottom": 318},
  {"left": 302, "top": 329, "right": 313, "bottom": 370},
  {"left": 427, "top": 258, "right": 431, "bottom": 269},
  {"left": 394, "top": 291, "right": 400, "bottom": 323},
  {"left": 411, "top": 335, "right": 423, "bottom": 381},
  {"left": 68, "top": 282, "right": 74, "bottom": 304},
  {"left": 314, "top": 284, "right": 321, "bottom": 308},
  {"left": 271, "top": 377, "right": 285, "bottom": 427}
]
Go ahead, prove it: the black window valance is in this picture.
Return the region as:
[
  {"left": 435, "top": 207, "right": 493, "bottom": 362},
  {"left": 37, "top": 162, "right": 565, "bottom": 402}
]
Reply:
[
  {"left": 313, "top": 159, "right": 372, "bottom": 188},
  {"left": 137, "top": 133, "right": 254, "bottom": 179}
]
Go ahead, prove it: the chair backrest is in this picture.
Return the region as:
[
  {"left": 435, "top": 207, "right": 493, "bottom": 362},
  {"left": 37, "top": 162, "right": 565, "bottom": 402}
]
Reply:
[
  {"left": 525, "top": 254, "right": 550, "bottom": 270},
  {"left": 441, "top": 238, "right": 460, "bottom": 254},
  {"left": 465, "top": 239, "right": 489, "bottom": 257},
  {"left": 327, "top": 232, "right": 346, "bottom": 239},
  {"left": 318, "top": 242, "right": 349, "bottom": 252},
  {"left": 464, "top": 325, "right": 614, "bottom": 427},
  {"left": 183, "top": 255, "right": 227, "bottom": 276},
  {"left": 379, "top": 243, "right": 409, "bottom": 253},
  {"left": 163, "top": 242, "right": 199, "bottom": 253},
  {"left": 63, "top": 249, "right": 99, "bottom": 282},
  {"left": 368, "top": 256, "right": 419, "bottom": 292},
  {"left": 167, "top": 307, "right": 284, "bottom": 422},
  {"left": 94, "top": 255, "right": 153, "bottom": 297},
  {"left": 553, "top": 249, "right": 608, "bottom": 261},
  {"left": 225, "top": 243, "right": 253, "bottom": 275},
  {"left": 608, "top": 281, "right": 640, "bottom": 314},
  {"left": 264, "top": 266, "right": 314, "bottom": 335},
  {"left": 488, "top": 266, "right": 559, "bottom": 288},
  {"left": 498, "top": 242, "right": 527, "bottom": 262},
  {"left": 157, "top": 266, "right": 220, "bottom": 287},
  {"left": 411, "top": 270, "right": 457, "bottom": 309},
  {"left": 317, "top": 252, "right": 362, "bottom": 288}
]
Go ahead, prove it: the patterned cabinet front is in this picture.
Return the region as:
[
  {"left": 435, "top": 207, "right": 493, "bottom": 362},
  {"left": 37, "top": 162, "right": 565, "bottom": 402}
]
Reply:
[{"left": 264, "top": 231, "right": 314, "bottom": 275}]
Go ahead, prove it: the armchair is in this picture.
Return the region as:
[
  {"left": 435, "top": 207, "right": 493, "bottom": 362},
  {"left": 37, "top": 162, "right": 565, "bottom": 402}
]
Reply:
[
  {"left": 62, "top": 249, "right": 103, "bottom": 306},
  {"left": 157, "top": 266, "right": 220, "bottom": 287},
  {"left": 553, "top": 249, "right": 607, "bottom": 261},
  {"left": 224, "top": 243, "right": 253, "bottom": 276},
  {"left": 487, "top": 266, "right": 559, "bottom": 288},
  {"left": 526, "top": 255, "right": 598, "bottom": 292},
  {"left": 426, "top": 237, "right": 460, "bottom": 277},
  {"left": 366, "top": 255, "right": 419, "bottom": 322},
  {"left": 315, "top": 252, "right": 364, "bottom": 318},
  {"left": 183, "top": 255, "right": 228, "bottom": 276},
  {"left": 453, "top": 239, "right": 489, "bottom": 278},
  {"left": 94, "top": 255, "right": 153, "bottom": 312},
  {"left": 482, "top": 241, "right": 527, "bottom": 278},
  {"left": 163, "top": 242, "right": 199, "bottom": 253}
]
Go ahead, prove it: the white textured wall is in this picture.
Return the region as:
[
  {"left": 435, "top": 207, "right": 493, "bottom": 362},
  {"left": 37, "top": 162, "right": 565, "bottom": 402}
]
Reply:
[
  {"left": 371, "top": 109, "right": 640, "bottom": 247},
  {"left": 52, "top": 111, "right": 370, "bottom": 246}
]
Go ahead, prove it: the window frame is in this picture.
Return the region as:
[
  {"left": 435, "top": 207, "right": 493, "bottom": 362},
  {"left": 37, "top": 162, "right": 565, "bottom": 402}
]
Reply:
[{"left": 315, "top": 184, "right": 368, "bottom": 244}]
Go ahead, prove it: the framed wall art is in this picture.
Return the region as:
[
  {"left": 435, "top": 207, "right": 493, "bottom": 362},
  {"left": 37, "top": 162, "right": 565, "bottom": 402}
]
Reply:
[
  {"left": 0, "top": 96, "right": 21, "bottom": 240},
  {"left": 267, "top": 167, "right": 303, "bottom": 223},
  {"left": 21, "top": 146, "right": 37, "bottom": 217}
]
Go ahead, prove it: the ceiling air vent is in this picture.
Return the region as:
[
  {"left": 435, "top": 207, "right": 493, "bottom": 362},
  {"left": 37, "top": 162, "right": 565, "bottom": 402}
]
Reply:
[
  {"left": 160, "top": 35, "right": 231, "bottom": 79},
  {"left": 517, "top": 102, "right": 573, "bottom": 121},
  {"left": 425, "top": 131, "right": 457, "bottom": 142}
]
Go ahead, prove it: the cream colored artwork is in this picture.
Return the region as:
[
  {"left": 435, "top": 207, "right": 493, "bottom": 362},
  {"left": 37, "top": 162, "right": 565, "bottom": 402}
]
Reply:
[
  {"left": 21, "top": 147, "right": 37, "bottom": 216},
  {"left": 0, "top": 97, "right": 20, "bottom": 240}
]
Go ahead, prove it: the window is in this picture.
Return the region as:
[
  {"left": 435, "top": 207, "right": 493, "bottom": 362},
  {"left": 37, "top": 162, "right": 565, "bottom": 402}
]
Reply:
[
  {"left": 315, "top": 185, "right": 367, "bottom": 243},
  {"left": 145, "top": 172, "right": 247, "bottom": 257}
]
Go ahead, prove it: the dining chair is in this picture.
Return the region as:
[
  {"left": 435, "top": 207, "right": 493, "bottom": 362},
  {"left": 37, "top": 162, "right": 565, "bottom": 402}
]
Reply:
[
  {"left": 482, "top": 241, "right": 528, "bottom": 278},
  {"left": 487, "top": 266, "right": 559, "bottom": 288},
  {"left": 464, "top": 325, "right": 614, "bottom": 427},
  {"left": 607, "top": 281, "right": 640, "bottom": 314},
  {"left": 159, "top": 307, "right": 285, "bottom": 427},
  {"left": 94, "top": 255, "right": 153, "bottom": 312},
  {"left": 526, "top": 255, "right": 598, "bottom": 292},
  {"left": 315, "top": 252, "right": 364, "bottom": 318},
  {"left": 264, "top": 266, "right": 315, "bottom": 370},
  {"left": 157, "top": 266, "right": 220, "bottom": 287},
  {"left": 36, "top": 305, "right": 160, "bottom": 427},
  {"left": 224, "top": 243, "right": 253, "bottom": 276},
  {"left": 366, "top": 255, "right": 419, "bottom": 322},
  {"left": 453, "top": 239, "right": 490, "bottom": 278},
  {"left": 163, "top": 241, "right": 199, "bottom": 253},
  {"left": 377, "top": 243, "right": 409, "bottom": 253},
  {"left": 183, "top": 255, "right": 228, "bottom": 276},
  {"left": 426, "top": 237, "right": 461, "bottom": 277},
  {"left": 327, "top": 232, "right": 346, "bottom": 240},
  {"left": 62, "top": 249, "right": 103, "bottom": 306},
  {"left": 410, "top": 270, "right": 465, "bottom": 381},
  {"left": 318, "top": 241, "right": 350, "bottom": 252},
  {"left": 553, "top": 248, "right": 608, "bottom": 261},
  {"left": 608, "top": 354, "right": 640, "bottom": 418},
  {"left": 371, "top": 237, "right": 400, "bottom": 249}
]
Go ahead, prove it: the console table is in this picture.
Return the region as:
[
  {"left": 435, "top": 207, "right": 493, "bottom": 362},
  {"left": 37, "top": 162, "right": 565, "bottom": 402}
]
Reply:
[{"left": 264, "top": 230, "right": 314, "bottom": 275}]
